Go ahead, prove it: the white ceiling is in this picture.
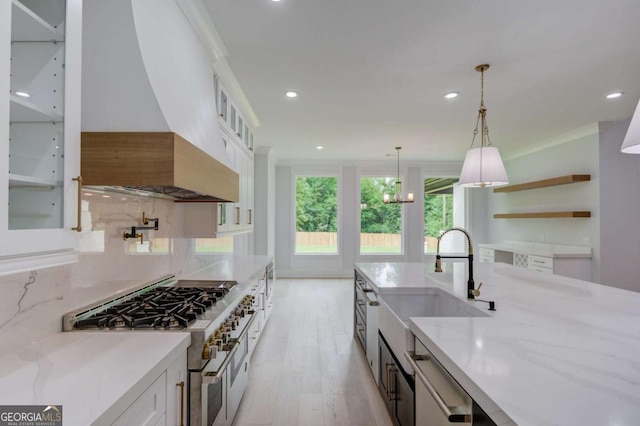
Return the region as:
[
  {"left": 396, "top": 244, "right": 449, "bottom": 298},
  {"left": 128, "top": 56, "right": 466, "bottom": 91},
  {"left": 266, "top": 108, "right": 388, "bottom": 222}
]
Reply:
[{"left": 204, "top": 0, "right": 640, "bottom": 162}]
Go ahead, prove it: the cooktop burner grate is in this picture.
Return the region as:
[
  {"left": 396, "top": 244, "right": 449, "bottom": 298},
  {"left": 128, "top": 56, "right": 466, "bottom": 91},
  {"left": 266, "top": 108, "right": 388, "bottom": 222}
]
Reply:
[{"left": 73, "top": 286, "right": 228, "bottom": 330}]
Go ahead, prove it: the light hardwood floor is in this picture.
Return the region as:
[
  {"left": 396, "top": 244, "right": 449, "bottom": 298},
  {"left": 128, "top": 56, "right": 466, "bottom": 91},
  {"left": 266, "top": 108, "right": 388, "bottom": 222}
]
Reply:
[{"left": 232, "top": 278, "right": 393, "bottom": 426}]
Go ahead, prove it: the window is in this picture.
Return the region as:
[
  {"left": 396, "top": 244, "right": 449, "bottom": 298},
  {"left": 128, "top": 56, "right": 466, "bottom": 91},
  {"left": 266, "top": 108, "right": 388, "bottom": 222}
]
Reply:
[
  {"left": 424, "top": 178, "right": 460, "bottom": 253},
  {"left": 360, "top": 177, "right": 402, "bottom": 254},
  {"left": 295, "top": 176, "right": 338, "bottom": 254},
  {"left": 195, "top": 236, "right": 234, "bottom": 253}
]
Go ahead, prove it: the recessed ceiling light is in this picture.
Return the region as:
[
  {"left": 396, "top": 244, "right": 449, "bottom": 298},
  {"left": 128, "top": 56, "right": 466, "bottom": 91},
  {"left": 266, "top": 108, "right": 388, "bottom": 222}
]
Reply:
[
  {"left": 15, "top": 91, "right": 30, "bottom": 98},
  {"left": 444, "top": 92, "right": 459, "bottom": 99},
  {"left": 316, "top": 146, "right": 324, "bottom": 150},
  {"left": 606, "top": 92, "right": 624, "bottom": 99},
  {"left": 272, "top": 0, "right": 282, "bottom": 2},
  {"left": 285, "top": 91, "right": 298, "bottom": 98}
]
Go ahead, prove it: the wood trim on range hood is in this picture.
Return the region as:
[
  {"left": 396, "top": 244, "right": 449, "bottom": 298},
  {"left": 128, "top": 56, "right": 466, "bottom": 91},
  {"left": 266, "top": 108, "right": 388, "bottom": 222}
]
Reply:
[{"left": 81, "top": 132, "right": 239, "bottom": 202}]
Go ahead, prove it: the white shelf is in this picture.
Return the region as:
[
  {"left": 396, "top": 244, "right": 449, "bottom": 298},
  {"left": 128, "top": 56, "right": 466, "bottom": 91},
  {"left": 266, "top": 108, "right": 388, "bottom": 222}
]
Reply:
[
  {"left": 9, "top": 173, "right": 62, "bottom": 187},
  {"left": 11, "top": 0, "right": 64, "bottom": 42},
  {"left": 10, "top": 94, "right": 63, "bottom": 122}
]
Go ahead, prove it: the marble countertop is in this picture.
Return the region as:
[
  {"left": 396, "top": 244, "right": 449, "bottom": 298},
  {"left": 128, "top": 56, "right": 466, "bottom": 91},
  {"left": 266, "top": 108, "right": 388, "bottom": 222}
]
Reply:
[
  {"left": 0, "top": 332, "right": 190, "bottom": 426},
  {"left": 356, "top": 261, "right": 640, "bottom": 426},
  {"left": 180, "top": 254, "right": 272, "bottom": 283},
  {"left": 0, "top": 255, "right": 272, "bottom": 425},
  {"left": 477, "top": 240, "right": 592, "bottom": 258}
]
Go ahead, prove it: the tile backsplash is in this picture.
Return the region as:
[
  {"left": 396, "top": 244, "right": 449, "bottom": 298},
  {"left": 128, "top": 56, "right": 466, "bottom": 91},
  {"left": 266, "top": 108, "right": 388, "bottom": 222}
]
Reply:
[{"left": 0, "top": 190, "right": 231, "bottom": 357}]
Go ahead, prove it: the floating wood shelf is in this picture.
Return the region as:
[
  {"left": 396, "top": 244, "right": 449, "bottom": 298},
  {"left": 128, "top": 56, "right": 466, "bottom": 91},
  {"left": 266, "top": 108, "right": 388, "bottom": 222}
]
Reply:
[
  {"left": 494, "top": 211, "right": 591, "bottom": 219},
  {"left": 493, "top": 174, "right": 590, "bottom": 193}
]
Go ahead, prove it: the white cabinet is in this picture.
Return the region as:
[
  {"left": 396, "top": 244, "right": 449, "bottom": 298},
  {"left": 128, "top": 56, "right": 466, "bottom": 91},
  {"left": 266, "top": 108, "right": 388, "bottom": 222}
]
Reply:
[
  {"left": 478, "top": 247, "right": 494, "bottom": 263},
  {"left": 0, "top": 0, "right": 82, "bottom": 260},
  {"left": 165, "top": 350, "right": 188, "bottom": 426},
  {"left": 241, "top": 153, "right": 254, "bottom": 231},
  {"left": 112, "top": 372, "right": 167, "bottom": 426},
  {"left": 527, "top": 254, "right": 553, "bottom": 274},
  {"left": 112, "top": 350, "right": 187, "bottom": 426},
  {"left": 180, "top": 139, "right": 254, "bottom": 238},
  {"left": 477, "top": 244, "right": 592, "bottom": 281},
  {"left": 184, "top": 72, "right": 255, "bottom": 240}
]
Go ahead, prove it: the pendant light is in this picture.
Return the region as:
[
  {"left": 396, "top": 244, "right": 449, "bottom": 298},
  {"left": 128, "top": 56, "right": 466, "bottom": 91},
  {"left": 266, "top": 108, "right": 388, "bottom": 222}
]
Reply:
[
  {"left": 458, "top": 64, "right": 509, "bottom": 188},
  {"left": 384, "top": 147, "right": 414, "bottom": 204},
  {"left": 621, "top": 99, "right": 640, "bottom": 153}
]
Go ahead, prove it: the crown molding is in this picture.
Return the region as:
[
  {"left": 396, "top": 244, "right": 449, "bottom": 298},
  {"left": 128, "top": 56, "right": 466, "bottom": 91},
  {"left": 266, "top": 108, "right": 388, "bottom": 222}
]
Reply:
[
  {"left": 505, "top": 123, "right": 599, "bottom": 161},
  {"left": 176, "top": 0, "right": 228, "bottom": 62},
  {"left": 177, "top": 0, "right": 260, "bottom": 129},
  {"left": 254, "top": 146, "right": 272, "bottom": 155}
]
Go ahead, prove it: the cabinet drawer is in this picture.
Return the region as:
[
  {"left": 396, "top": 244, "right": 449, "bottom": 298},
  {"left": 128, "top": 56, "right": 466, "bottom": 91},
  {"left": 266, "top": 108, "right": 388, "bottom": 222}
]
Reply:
[
  {"left": 113, "top": 372, "right": 166, "bottom": 426},
  {"left": 528, "top": 255, "right": 553, "bottom": 269},
  {"left": 528, "top": 265, "right": 553, "bottom": 274},
  {"left": 478, "top": 247, "right": 495, "bottom": 258},
  {"left": 479, "top": 255, "right": 494, "bottom": 263}
]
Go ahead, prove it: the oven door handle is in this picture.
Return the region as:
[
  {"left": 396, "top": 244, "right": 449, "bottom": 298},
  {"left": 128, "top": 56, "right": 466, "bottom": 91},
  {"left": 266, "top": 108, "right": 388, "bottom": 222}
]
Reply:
[{"left": 202, "top": 312, "right": 258, "bottom": 384}]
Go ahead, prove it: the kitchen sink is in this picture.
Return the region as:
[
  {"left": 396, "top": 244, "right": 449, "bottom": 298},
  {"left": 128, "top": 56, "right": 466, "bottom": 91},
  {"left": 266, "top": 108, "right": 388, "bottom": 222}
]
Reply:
[{"left": 378, "top": 288, "right": 488, "bottom": 373}]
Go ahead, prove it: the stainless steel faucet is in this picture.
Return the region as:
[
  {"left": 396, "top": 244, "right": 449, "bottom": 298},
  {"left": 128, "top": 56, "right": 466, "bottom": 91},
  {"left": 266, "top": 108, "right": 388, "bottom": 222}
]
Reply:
[{"left": 434, "top": 227, "right": 477, "bottom": 299}]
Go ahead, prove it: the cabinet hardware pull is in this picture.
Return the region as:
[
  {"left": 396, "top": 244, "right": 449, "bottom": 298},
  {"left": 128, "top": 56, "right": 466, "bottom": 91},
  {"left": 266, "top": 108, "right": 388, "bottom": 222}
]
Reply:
[
  {"left": 404, "top": 351, "right": 472, "bottom": 423},
  {"left": 72, "top": 176, "right": 82, "bottom": 232},
  {"left": 235, "top": 207, "right": 240, "bottom": 225},
  {"left": 176, "top": 381, "right": 185, "bottom": 426},
  {"left": 248, "top": 209, "right": 252, "bottom": 225},
  {"left": 218, "top": 204, "right": 223, "bottom": 226},
  {"left": 384, "top": 363, "right": 390, "bottom": 399}
]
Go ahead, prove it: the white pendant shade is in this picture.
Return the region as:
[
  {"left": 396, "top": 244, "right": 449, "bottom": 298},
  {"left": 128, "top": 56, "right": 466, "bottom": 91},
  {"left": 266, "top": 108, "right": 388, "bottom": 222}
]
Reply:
[
  {"left": 459, "top": 146, "right": 509, "bottom": 188},
  {"left": 621, "top": 99, "right": 640, "bottom": 154}
]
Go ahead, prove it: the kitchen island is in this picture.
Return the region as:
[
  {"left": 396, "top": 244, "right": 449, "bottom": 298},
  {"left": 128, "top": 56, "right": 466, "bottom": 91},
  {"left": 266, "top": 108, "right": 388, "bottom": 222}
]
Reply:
[{"left": 355, "top": 261, "right": 640, "bottom": 426}]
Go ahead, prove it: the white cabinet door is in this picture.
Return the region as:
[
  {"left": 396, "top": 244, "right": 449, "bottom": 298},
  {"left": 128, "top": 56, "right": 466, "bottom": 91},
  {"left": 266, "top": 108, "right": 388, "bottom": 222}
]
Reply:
[
  {"left": 165, "top": 350, "right": 188, "bottom": 426},
  {"left": 241, "top": 153, "right": 254, "bottom": 231},
  {"left": 112, "top": 372, "right": 167, "bottom": 426},
  {"left": 1, "top": 0, "right": 82, "bottom": 260}
]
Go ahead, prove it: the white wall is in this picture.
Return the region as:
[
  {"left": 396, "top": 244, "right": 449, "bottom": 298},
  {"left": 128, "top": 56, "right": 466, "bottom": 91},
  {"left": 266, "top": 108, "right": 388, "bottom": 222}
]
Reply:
[
  {"left": 254, "top": 148, "right": 276, "bottom": 256},
  {"left": 599, "top": 118, "right": 640, "bottom": 291},
  {"left": 486, "top": 131, "right": 601, "bottom": 281},
  {"left": 275, "top": 161, "right": 465, "bottom": 277}
]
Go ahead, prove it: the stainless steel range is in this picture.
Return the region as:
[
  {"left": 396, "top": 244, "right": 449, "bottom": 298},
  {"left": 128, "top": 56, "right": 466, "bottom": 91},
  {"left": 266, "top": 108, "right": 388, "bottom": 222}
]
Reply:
[{"left": 62, "top": 274, "right": 261, "bottom": 426}]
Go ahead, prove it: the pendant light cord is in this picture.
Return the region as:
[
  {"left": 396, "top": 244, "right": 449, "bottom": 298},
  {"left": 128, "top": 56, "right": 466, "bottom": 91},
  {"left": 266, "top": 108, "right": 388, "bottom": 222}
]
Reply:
[{"left": 397, "top": 147, "right": 400, "bottom": 182}]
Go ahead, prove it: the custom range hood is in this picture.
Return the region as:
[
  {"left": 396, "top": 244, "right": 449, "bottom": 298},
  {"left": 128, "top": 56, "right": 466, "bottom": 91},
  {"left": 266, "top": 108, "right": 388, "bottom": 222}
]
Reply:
[
  {"left": 81, "top": 132, "right": 239, "bottom": 202},
  {"left": 80, "top": 0, "right": 241, "bottom": 202}
]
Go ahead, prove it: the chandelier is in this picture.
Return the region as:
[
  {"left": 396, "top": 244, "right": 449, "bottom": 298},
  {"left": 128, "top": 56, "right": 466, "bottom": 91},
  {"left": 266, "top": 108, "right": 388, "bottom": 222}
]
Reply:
[
  {"left": 383, "top": 147, "right": 414, "bottom": 204},
  {"left": 458, "top": 64, "right": 509, "bottom": 188}
]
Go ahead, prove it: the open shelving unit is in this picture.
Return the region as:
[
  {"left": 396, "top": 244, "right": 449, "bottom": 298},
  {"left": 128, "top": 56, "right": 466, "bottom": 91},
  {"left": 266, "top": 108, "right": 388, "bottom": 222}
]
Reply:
[
  {"left": 493, "top": 174, "right": 591, "bottom": 219},
  {"left": 8, "top": 0, "right": 66, "bottom": 230}
]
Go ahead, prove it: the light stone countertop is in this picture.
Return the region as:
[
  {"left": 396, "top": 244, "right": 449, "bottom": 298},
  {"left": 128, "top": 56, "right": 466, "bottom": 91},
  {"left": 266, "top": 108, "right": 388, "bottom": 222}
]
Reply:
[
  {"left": 355, "top": 261, "right": 640, "bottom": 426},
  {"left": 0, "top": 332, "right": 190, "bottom": 426},
  {"left": 477, "top": 240, "right": 592, "bottom": 258},
  {"left": 0, "top": 255, "right": 273, "bottom": 425},
  {"left": 180, "top": 254, "right": 272, "bottom": 283}
]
